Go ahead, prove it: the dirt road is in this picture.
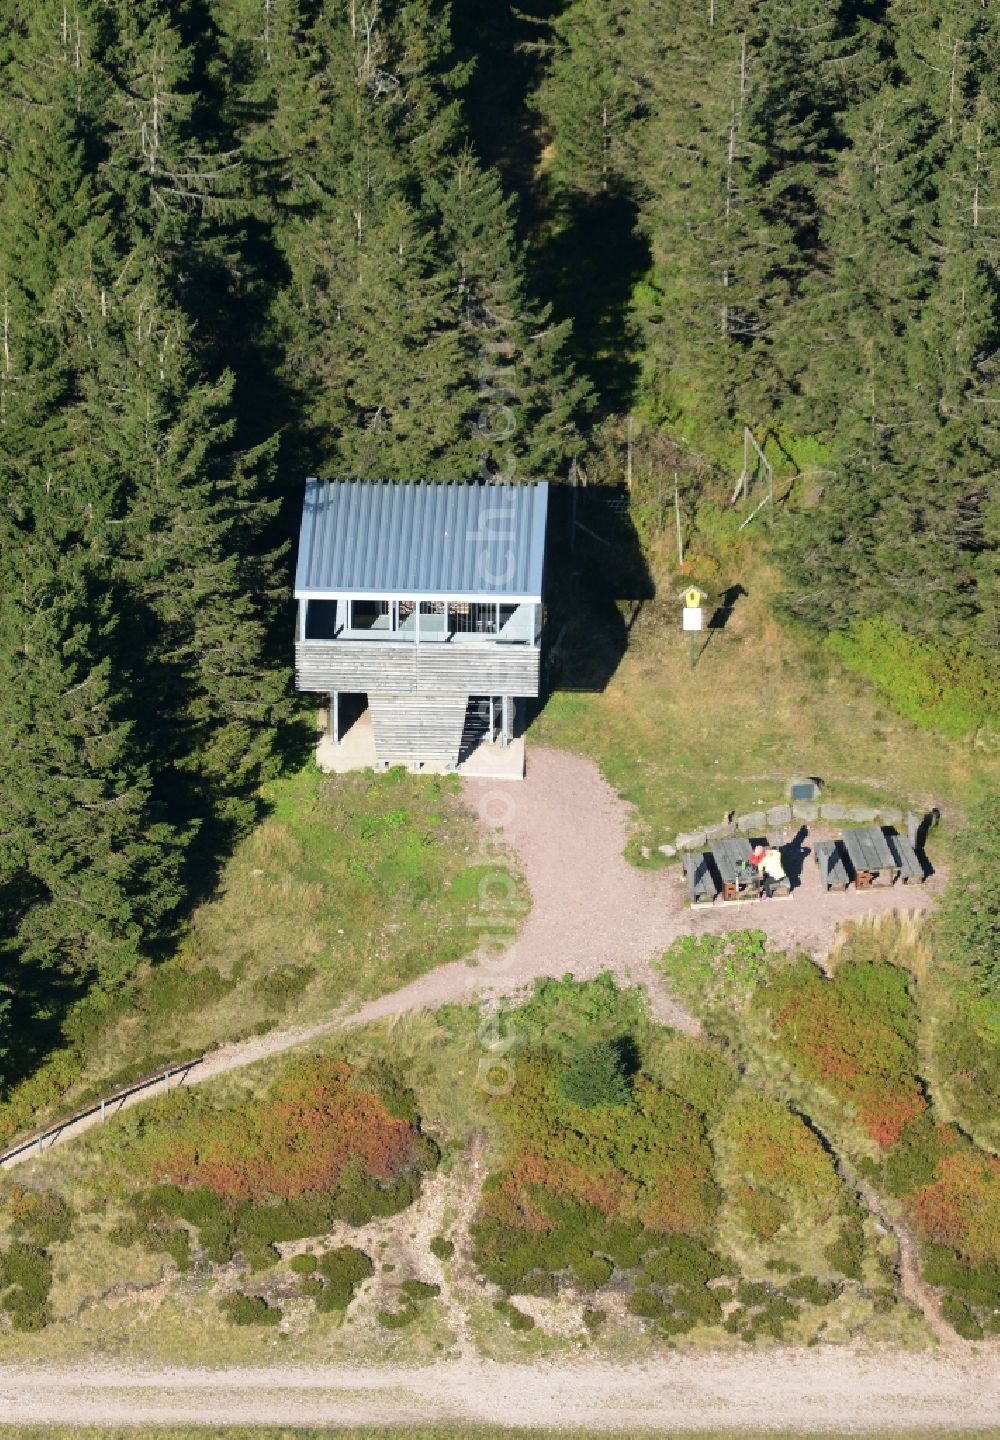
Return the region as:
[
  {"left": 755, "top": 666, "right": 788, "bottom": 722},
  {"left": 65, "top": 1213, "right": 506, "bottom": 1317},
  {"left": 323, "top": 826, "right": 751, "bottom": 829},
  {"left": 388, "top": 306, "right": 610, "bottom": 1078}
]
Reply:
[{"left": 1, "top": 1349, "right": 997, "bottom": 1430}]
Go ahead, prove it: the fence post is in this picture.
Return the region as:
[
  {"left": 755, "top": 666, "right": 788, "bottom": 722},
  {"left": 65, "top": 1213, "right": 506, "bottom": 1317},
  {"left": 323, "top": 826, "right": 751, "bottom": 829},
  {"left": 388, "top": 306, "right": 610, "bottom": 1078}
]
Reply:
[
  {"left": 101, "top": 1099, "right": 106, "bottom": 1125},
  {"left": 37, "top": 1134, "right": 43, "bottom": 1156},
  {"left": 164, "top": 1071, "right": 170, "bottom": 1095}
]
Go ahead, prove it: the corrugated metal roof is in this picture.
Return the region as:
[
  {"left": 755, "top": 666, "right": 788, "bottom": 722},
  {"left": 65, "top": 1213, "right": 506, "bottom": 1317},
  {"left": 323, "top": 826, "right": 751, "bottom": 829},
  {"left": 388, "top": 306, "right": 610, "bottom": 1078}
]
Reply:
[{"left": 294, "top": 479, "right": 548, "bottom": 601}]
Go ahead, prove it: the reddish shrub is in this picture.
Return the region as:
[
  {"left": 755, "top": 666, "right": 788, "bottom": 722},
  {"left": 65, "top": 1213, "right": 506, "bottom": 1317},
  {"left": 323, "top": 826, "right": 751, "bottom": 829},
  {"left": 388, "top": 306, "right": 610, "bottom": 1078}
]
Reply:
[
  {"left": 758, "top": 960, "right": 926, "bottom": 1148},
  {"left": 907, "top": 1141, "right": 1000, "bottom": 1265},
  {"left": 142, "top": 1058, "right": 423, "bottom": 1201},
  {"left": 487, "top": 1053, "right": 719, "bottom": 1239}
]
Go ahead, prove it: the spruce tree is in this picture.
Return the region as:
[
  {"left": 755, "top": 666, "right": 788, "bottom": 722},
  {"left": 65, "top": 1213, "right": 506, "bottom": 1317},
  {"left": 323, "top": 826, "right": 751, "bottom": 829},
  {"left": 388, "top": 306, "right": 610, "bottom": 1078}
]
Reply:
[{"left": 0, "top": 529, "right": 183, "bottom": 987}]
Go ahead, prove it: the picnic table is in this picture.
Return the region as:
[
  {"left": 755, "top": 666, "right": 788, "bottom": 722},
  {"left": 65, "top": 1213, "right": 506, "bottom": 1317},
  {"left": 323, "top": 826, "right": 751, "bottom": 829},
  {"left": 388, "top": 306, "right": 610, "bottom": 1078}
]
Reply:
[
  {"left": 709, "top": 837, "right": 760, "bottom": 902},
  {"left": 814, "top": 839, "right": 851, "bottom": 892},
  {"left": 840, "top": 826, "right": 900, "bottom": 888},
  {"left": 683, "top": 851, "right": 719, "bottom": 905}
]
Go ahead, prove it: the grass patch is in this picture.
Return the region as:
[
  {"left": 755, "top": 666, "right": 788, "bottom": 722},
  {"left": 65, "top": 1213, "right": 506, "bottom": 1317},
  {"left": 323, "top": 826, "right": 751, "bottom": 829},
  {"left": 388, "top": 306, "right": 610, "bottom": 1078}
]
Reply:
[
  {"left": 531, "top": 561, "right": 997, "bottom": 852},
  {"left": 0, "top": 762, "right": 518, "bottom": 1150}
]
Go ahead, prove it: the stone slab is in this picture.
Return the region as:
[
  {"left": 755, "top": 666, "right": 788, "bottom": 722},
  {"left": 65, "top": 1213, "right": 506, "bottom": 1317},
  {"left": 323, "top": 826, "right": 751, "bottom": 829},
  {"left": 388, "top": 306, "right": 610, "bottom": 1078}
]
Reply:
[{"left": 792, "top": 802, "right": 820, "bottom": 822}]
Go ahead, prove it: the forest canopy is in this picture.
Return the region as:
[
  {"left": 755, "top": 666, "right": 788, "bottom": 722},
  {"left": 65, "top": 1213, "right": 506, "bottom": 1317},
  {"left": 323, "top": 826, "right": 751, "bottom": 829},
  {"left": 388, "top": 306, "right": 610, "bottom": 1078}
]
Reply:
[{"left": 0, "top": 0, "right": 997, "bottom": 1078}]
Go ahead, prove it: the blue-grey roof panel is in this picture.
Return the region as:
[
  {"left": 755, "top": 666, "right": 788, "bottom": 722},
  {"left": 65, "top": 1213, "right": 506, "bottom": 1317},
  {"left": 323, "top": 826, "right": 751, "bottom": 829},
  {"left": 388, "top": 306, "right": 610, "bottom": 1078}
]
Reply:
[{"left": 294, "top": 479, "right": 549, "bottom": 600}]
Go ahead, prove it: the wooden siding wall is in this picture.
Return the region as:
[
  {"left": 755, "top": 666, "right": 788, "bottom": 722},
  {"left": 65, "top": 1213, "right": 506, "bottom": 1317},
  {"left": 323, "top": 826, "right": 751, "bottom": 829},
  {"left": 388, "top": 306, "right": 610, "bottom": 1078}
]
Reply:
[
  {"left": 295, "top": 640, "right": 540, "bottom": 697},
  {"left": 368, "top": 694, "right": 468, "bottom": 767}
]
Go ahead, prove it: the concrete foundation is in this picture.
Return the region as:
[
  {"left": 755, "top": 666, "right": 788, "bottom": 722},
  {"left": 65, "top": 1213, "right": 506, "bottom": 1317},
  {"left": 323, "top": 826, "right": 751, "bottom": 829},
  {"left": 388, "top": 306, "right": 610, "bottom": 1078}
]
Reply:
[{"left": 314, "top": 707, "right": 525, "bottom": 780}]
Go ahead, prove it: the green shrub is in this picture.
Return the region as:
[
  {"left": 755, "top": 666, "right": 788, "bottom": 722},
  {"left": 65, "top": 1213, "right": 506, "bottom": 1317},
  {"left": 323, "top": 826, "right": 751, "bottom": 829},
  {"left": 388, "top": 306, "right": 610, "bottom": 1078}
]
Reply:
[
  {"left": 593, "top": 1218, "right": 648, "bottom": 1269},
  {"left": 235, "top": 1194, "right": 333, "bottom": 1244},
  {"left": 582, "top": 1306, "right": 606, "bottom": 1333},
  {"left": 513, "top": 973, "right": 649, "bottom": 1059},
  {"left": 787, "top": 1276, "right": 840, "bottom": 1306},
  {"left": 401, "top": 1278, "right": 440, "bottom": 1301},
  {"left": 736, "top": 1281, "right": 770, "bottom": 1307},
  {"left": 824, "top": 1212, "right": 865, "bottom": 1280},
  {"left": 317, "top": 1246, "right": 374, "bottom": 1287},
  {"left": 140, "top": 962, "right": 235, "bottom": 1022},
  {"left": 8, "top": 1188, "right": 74, "bottom": 1246},
  {"left": 1, "top": 1241, "right": 53, "bottom": 1301},
  {"left": 330, "top": 1171, "right": 420, "bottom": 1227},
  {"left": 921, "top": 1245, "right": 1000, "bottom": 1305},
  {"left": 430, "top": 1234, "right": 454, "bottom": 1262},
  {"left": 933, "top": 1001, "right": 1000, "bottom": 1139},
  {"left": 148, "top": 1184, "right": 226, "bottom": 1228},
  {"left": 672, "top": 1284, "right": 722, "bottom": 1324},
  {"left": 642, "top": 1236, "right": 726, "bottom": 1288},
  {"left": 6, "top": 1291, "right": 50, "bottom": 1332},
  {"left": 378, "top": 1302, "right": 418, "bottom": 1329},
  {"left": 198, "top": 1220, "right": 236, "bottom": 1265},
  {"left": 0, "top": 1237, "right": 54, "bottom": 1334},
  {"left": 571, "top": 1253, "right": 614, "bottom": 1289},
  {"left": 654, "top": 1044, "right": 738, "bottom": 1123},
  {"left": 827, "top": 619, "right": 999, "bottom": 742},
  {"left": 219, "top": 1294, "right": 281, "bottom": 1326},
  {"left": 628, "top": 1287, "right": 666, "bottom": 1319},
  {"left": 558, "top": 1037, "right": 636, "bottom": 1109},
  {"left": 883, "top": 1115, "right": 945, "bottom": 1198},
  {"left": 298, "top": 1277, "right": 324, "bottom": 1298},
  {"left": 241, "top": 1238, "right": 279, "bottom": 1272},
  {"left": 757, "top": 1294, "right": 797, "bottom": 1338},
  {"left": 936, "top": 791, "right": 1000, "bottom": 997},
  {"left": 940, "top": 1295, "right": 984, "bottom": 1340},
  {"left": 251, "top": 963, "right": 311, "bottom": 1011},
  {"left": 735, "top": 1184, "right": 787, "bottom": 1241},
  {"left": 290, "top": 1253, "right": 318, "bottom": 1275},
  {"left": 315, "top": 1283, "right": 354, "bottom": 1312},
  {"left": 520, "top": 1267, "right": 559, "bottom": 1296},
  {"left": 493, "top": 1297, "right": 535, "bottom": 1332},
  {"left": 108, "top": 1218, "right": 144, "bottom": 1249}
]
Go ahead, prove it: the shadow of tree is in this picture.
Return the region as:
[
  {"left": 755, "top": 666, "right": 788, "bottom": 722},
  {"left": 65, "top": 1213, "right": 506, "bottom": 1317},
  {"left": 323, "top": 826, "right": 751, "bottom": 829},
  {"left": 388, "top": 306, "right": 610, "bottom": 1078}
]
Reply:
[{"left": 539, "top": 189, "right": 650, "bottom": 413}]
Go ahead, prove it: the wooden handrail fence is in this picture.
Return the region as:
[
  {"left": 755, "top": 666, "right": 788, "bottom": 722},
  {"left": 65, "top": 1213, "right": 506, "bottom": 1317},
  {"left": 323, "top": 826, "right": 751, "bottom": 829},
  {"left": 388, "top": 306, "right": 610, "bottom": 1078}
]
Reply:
[{"left": 0, "top": 1055, "right": 205, "bottom": 1170}]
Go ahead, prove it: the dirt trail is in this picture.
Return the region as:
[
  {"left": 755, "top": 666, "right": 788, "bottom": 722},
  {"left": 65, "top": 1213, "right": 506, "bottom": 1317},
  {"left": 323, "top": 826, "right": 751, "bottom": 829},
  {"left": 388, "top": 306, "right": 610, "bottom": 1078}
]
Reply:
[
  {"left": 0, "top": 1349, "right": 997, "bottom": 1430},
  {"left": 856, "top": 1176, "right": 959, "bottom": 1350},
  {"left": 2, "top": 747, "right": 935, "bottom": 1172}
]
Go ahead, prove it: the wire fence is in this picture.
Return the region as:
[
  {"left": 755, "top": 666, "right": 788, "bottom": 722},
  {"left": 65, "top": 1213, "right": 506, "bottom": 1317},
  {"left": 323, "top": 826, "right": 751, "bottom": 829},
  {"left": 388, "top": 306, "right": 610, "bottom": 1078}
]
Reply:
[{"left": 0, "top": 1055, "right": 206, "bottom": 1170}]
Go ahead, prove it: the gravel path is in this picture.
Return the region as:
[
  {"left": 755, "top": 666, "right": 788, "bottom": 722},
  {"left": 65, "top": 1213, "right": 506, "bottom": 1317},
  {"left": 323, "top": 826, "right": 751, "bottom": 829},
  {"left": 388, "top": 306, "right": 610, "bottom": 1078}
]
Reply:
[
  {"left": 1, "top": 1350, "right": 997, "bottom": 1430},
  {"left": 2, "top": 747, "right": 936, "bottom": 1170}
]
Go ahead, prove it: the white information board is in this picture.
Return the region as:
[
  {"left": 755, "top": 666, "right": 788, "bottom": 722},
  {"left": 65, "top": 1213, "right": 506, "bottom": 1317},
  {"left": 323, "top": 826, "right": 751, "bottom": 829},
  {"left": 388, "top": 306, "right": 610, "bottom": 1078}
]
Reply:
[{"left": 682, "top": 606, "right": 703, "bottom": 632}]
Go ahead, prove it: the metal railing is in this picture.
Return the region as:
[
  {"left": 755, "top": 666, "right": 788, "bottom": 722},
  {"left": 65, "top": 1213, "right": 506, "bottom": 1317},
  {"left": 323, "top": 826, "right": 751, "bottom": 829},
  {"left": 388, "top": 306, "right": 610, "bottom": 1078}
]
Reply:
[{"left": 0, "top": 1055, "right": 205, "bottom": 1170}]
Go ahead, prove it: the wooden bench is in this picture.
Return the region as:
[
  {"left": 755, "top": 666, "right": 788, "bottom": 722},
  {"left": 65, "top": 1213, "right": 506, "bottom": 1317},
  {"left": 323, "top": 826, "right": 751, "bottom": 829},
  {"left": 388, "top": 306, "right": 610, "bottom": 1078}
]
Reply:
[
  {"left": 763, "top": 868, "right": 792, "bottom": 899},
  {"left": 886, "top": 832, "right": 925, "bottom": 883},
  {"left": 683, "top": 851, "right": 719, "bottom": 904},
  {"left": 814, "top": 839, "right": 851, "bottom": 891}
]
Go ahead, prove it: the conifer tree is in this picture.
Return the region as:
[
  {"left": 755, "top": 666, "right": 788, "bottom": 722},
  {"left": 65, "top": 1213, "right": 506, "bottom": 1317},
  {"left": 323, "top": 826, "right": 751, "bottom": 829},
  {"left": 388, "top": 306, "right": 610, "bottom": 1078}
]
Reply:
[
  {"left": 535, "top": 0, "right": 643, "bottom": 197},
  {"left": 0, "top": 540, "right": 182, "bottom": 986}
]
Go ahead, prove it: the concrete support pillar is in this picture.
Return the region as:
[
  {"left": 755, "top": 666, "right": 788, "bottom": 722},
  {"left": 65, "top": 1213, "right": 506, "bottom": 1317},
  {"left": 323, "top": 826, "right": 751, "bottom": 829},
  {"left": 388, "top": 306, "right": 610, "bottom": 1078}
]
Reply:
[
  {"left": 329, "top": 691, "right": 339, "bottom": 744},
  {"left": 501, "top": 694, "right": 510, "bottom": 749}
]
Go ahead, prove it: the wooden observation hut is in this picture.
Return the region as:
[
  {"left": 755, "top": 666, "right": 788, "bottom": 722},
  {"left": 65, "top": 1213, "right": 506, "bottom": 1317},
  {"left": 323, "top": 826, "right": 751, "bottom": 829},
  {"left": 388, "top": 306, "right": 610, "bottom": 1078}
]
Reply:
[{"left": 293, "top": 478, "right": 548, "bottom": 772}]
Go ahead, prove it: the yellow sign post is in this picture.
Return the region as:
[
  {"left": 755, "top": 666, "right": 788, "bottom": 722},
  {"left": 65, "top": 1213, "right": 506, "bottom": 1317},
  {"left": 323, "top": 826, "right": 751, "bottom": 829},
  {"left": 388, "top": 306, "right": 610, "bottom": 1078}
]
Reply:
[{"left": 678, "top": 586, "right": 708, "bottom": 669}]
